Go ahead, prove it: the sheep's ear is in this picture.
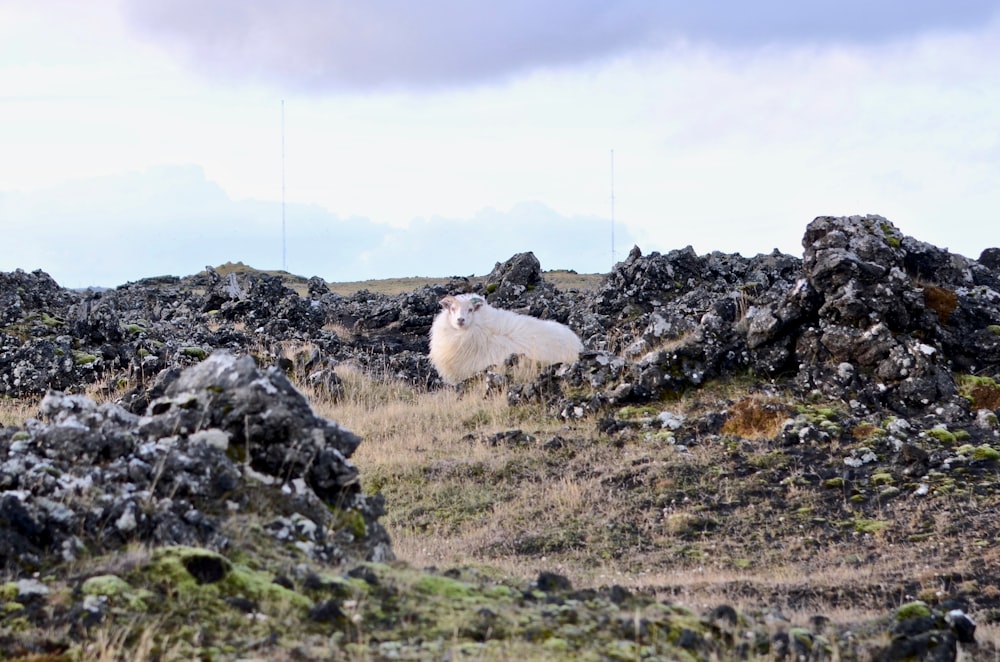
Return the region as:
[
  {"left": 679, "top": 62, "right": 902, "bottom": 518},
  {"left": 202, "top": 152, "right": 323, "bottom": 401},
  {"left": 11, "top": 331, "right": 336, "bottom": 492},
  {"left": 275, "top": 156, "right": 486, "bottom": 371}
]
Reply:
[
  {"left": 470, "top": 296, "right": 484, "bottom": 310},
  {"left": 439, "top": 296, "right": 456, "bottom": 310}
]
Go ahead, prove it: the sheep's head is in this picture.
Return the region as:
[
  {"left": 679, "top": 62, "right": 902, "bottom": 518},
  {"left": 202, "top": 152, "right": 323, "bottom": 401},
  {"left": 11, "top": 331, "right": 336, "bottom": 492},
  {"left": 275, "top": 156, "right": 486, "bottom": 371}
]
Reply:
[{"left": 440, "top": 294, "right": 484, "bottom": 331}]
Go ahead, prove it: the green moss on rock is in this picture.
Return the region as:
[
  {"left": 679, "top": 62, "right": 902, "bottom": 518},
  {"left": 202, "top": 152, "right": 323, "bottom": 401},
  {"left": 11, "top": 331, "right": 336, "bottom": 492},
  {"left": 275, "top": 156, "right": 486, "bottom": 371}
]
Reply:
[
  {"left": 927, "top": 428, "right": 957, "bottom": 444},
  {"left": 0, "top": 582, "right": 18, "bottom": 601},
  {"left": 331, "top": 507, "right": 367, "bottom": 539},
  {"left": 181, "top": 346, "right": 209, "bottom": 360},
  {"left": 853, "top": 519, "right": 890, "bottom": 534},
  {"left": 81, "top": 574, "right": 132, "bottom": 597},
  {"left": 82, "top": 574, "right": 154, "bottom": 611},
  {"left": 143, "top": 546, "right": 311, "bottom": 611},
  {"left": 871, "top": 473, "right": 894, "bottom": 486},
  {"left": 896, "top": 601, "right": 932, "bottom": 620},
  {"left": 972, "top": 445, "right": 1000, "bottom": 461},
  {"left": 72, "top": 351, "right": 98, "bottom": 366}
]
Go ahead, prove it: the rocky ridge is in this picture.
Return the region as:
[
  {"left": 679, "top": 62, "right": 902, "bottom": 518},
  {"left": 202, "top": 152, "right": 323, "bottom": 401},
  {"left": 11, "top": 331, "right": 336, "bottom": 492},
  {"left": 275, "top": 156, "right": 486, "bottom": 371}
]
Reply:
[{"left": 1, "top": 214, "right": 999, "bottom": 660}]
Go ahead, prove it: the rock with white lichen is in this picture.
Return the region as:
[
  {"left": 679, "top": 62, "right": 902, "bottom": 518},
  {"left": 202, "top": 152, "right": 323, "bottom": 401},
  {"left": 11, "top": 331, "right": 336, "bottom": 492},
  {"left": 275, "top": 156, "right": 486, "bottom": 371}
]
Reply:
[{"left": 0, "top": 351, "right": 392, "bottom": 576}]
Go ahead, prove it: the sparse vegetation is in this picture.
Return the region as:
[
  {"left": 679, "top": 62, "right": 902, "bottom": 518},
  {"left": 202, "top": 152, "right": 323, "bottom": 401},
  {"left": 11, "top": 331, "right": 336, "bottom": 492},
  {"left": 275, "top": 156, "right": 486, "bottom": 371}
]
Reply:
[
  {"left": 922, "top": 284, "right": 959, "bottom": 324},
  {"left": 2, "top": 256, "right": 998, "bottom": 659},
  {"left": 958, "top": 373, "right": 1000, "bottom": 410},
  {"left": 209, "top": 261, "right": 606, "bottom": 297},
  {"left": 720, "top": 394, "right": 792, "bottom": 440}
]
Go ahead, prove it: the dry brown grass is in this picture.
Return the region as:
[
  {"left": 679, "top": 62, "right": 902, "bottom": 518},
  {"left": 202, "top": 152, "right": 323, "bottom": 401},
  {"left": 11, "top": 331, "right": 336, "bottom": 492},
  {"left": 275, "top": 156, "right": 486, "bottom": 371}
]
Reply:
[
  {"left": 0, "top": 396, "right": 39, "bottom": 427},
  {"left": 720, "top": 394, "right": 793, "bottom": 440},
  {"left": 307, "top": 368, "right": 613, "bottom": 579},
  {"left": 304, "top": 366, "right": 1000, "bottom": 647},
  {"left": 922, "top": 284, "right": 960, "bottom": 325},
  {"left": 322, "top": 270, "right": 606, "bottom": 296},
  {"left": 207, "top": 261, "right": 607, "bottom": 297}
]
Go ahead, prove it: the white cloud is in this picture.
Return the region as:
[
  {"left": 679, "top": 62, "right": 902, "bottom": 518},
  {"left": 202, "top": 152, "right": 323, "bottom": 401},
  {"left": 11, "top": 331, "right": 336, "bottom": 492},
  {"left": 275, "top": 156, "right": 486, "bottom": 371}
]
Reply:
[
  {"left": 119, "top": 1, "right": 1000, "bottom": 91},
  {"left": 2, "top": 2, "right": 999, "bottom": 289}
]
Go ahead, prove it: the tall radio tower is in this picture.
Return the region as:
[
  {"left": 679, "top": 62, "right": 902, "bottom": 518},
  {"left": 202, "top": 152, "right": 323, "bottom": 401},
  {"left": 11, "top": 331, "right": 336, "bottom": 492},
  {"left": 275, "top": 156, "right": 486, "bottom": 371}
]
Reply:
[
  {"left": 281, "top": 99, "right": 287, "bottom": 272},
  {"left": 610, "top": 149, "right": 616, "bottom": 269}
]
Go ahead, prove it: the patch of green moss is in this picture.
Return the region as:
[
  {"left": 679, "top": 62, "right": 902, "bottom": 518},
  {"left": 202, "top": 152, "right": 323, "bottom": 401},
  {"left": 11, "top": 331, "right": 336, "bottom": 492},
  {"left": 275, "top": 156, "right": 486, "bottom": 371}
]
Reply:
[
  {"left": 181, "top": 346, "right": 208, "bottom": 360},
  {"left": 796, "top": 405, "right": 838, "bottom": 420},
  {"left": 0, "top": 582, "right": 18, "bottom": 601},
  {"left": 878, "top": 486, "right": 901, "bottom": 499},
  {"left": 822, "top": 477, "right": 845, "bottom": 489},
  {"left": 225, "top": 565, "right": 311, "bottom": 609},
  {"left": 142, "top": 545, "right": 311, "bottom": 611},
  {"left": 82, "top": 574, "right": 155, "bottom": 611},
  {"left": 880, "top": 222, "right": 901, "bottom": 248},
  {"left": 40, "top": 312, "right": 64, "bottom": 327},
  {"left": 72, "top": 350, "right": 98, "bottom": 366},
  {"left": 617, "top": 405, "right": 659, "bottom": 420},
  {"left": 81, "top": 574, "right": 132, "bottom": 597},
  {"left": 896, "top": 601, "right": 932, "bottom": 621},
  {"left": 331, "top": 508, "right": 367, "bottom": 539},
  {"left": 927, "top": 428, "right": 957, "bottom": 444},
  {"left": 871, "top": 473, "right": 894, "bottom": 486},
  {"left": 972, "top": 445, "right": 1000, "bottom": 461},
  {"left": 853, "top": 519, "right": 890, "bottom": 534},
  {"left": 790, "top": 627, "right": 816, "bottom": 649},
  {"left": 2, "top": 601, "right": 25, "bottom": 616},
  {"left": 987, "top": 325, "right": 1000, "bottom": 336},
  {"left": 414, "top": 574, "right": 474, "bottom": 599},
  {"left": 483, "top": 584, "right": 515, "bottom": 600}
]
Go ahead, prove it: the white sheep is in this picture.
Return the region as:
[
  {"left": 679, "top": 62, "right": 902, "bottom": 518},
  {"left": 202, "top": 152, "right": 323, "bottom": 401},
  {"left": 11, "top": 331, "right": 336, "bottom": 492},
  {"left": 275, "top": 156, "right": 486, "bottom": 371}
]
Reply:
[{"left": 428, "top": 293, "right": 583, "bottom": 384}]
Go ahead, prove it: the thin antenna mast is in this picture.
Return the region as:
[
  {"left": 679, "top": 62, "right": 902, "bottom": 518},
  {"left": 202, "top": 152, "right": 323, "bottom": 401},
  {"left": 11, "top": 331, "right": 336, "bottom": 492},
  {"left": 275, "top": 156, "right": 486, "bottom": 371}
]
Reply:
[
  {"left": 610, "top": 149, "right": 616, "bottom": 269},
  {"left": 281, "top": 99, "right": 287, "bottom": 272}
]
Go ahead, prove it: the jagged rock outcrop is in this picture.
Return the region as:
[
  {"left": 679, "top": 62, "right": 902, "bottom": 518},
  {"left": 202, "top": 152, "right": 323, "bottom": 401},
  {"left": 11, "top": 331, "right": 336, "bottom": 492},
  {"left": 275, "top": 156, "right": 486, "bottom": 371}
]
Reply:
[
  {"left": 535, "top": 215, "right": 999, "bottom": 420},
  {"left": 0, "top": 351, "right": 392, "bottom": 575},
  {"left": 1, "top": 215, "right": 997, "bottom": 417},
  {"left": 790, "top": 215, "right": 1000, "bottom": 413}
]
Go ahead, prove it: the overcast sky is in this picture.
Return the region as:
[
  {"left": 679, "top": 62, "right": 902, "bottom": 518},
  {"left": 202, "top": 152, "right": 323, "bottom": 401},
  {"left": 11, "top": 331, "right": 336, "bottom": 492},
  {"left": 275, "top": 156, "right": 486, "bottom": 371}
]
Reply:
[{"left": 2, "top": 2, "right": 999, "bottom": 288}]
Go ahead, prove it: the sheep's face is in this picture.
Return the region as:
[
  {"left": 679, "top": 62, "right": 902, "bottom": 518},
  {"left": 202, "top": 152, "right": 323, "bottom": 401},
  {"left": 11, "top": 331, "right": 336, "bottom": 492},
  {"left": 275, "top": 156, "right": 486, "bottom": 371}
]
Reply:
[{"left": 441, "top": 295, "right": 484, "bottom": 331}]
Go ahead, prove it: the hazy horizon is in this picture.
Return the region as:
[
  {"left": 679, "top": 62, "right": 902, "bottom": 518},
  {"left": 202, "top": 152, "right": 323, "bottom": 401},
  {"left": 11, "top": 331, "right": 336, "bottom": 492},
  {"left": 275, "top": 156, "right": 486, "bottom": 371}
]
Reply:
[{"left": 4, "top": 2, "right": 999, "bottom": 287}]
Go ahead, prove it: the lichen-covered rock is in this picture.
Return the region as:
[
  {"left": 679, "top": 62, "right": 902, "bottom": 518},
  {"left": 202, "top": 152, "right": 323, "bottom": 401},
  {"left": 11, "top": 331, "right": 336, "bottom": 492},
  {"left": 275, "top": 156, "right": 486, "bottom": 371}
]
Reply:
[
  {"left": 485, "top": 251, "right": 544, "bottom": 302},
  {"left": 0, "top": 351, "right": 392, "bottom": 575}
]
